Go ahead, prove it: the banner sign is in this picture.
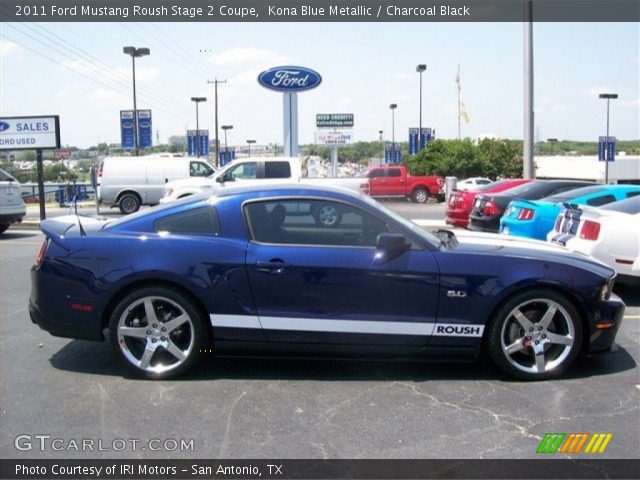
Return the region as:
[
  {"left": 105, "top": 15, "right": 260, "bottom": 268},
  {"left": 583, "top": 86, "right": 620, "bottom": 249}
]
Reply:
[
  {"left": 219, "top": 147, "right": 235, "bottom": 166},
  {"left": 120, "top": 110, "right": 135, "bottom": 149},
  {"left": 54, "top": 150, "right": 71, "bottom": 158},
  {"left": 598, "top": 136, "right": 615, "bottom": 162},
  {"left": 187, "top": 130, "right": 197, "bottom": 156},
  {"left": 316, "top": 113, "right": 354, "bottom": 128},
  {"left": 137, "top": 110, "right": 152, "bottom": 149},
  {"left": 0, "top": 115, "right": 60, "bottom": 150},
  {"left": 199, "top": 130, "right": 209, "bottom": 156},
  {"left": 385, "top": 142, "right": 402, "bottom": 164},
  {"left": 316, "top": 130, "right": 352, "bottom": 145},
  {"left": 408, "top": 127, "right": 432, "bottom": 155}
]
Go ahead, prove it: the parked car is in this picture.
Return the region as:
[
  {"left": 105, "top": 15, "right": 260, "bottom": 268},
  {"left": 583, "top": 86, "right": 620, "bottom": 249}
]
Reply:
[
  {"left": 31, "top": 184, "right": 623, "bottom": 381},
  {"left": 548, "top": 196, "right": 640, "bottom": 285},
  {"left": 469, "top": 180, "right": 595, "bottom": 233},
  {"left": 359, "top": 165, "right": 444, "bottom": 203},
  {"left": 500, "top": 185, "right": 640, "bottom": 240},
  {"left": 97, "top": 155, "right": 216, "bottom": 214},
  {"left": 446, "top": 179, "right": 531, "bottom": 228},
  {"left": 0, "top": 168, "right": 26, "bottom": 234},
  {"left": 455, "top": 177, "right": 493, "bottom": 191},
  {"left": 161, "top": 157, "right": 363, "bottom": 205}
]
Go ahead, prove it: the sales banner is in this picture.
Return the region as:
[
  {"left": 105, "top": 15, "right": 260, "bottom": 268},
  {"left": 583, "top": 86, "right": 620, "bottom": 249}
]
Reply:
[
  {"left": 120, "top": 110, "right": 135, "bottom": 149},
  {"left": 137, "top": 110, "right": 152, "bottom": 149}
]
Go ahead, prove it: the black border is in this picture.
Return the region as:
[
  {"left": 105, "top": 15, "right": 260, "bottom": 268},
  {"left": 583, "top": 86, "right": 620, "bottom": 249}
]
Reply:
[{"left": 0, "top": 115, "right": 61, "bottom": 151}]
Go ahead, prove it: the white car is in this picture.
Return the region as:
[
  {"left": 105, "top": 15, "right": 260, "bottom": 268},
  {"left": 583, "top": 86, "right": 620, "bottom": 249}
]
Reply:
[
  {"left": 455, "top": 177, "right": 493, "bottom": 191},
  {"left": 0, "top": 168, "right": 26, "bottom": 234},
  {"left": 548, "top": 196, "right": 640, "bottom": 284}
]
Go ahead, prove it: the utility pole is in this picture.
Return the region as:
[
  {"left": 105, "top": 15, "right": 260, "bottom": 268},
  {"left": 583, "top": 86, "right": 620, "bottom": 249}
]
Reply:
[
  {"left": 207, "top": 78, "right": 227, "bottom": 167},
  {"left": 523, "top": 1, "right": 535, "bottom": 179}
]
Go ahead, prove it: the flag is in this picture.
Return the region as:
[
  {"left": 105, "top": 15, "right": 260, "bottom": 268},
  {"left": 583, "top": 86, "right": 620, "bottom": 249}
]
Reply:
[
  {"left": 456, "top": 64, "right": 470, "bottom": 123},
  {"left": 460, "top": 101, "right": 470, "bottom": 123}
]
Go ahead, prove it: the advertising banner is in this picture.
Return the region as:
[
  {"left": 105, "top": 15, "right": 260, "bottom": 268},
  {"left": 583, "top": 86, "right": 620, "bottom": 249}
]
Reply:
[
  {"left": 409, "top": 127, "right": 432, "bottom": 155},
  {"left": 0, "top": 115, "right": 60, "bottom": 150},
  {"left": 598, "top": 136, "right": 615, "bottom": 162},
  {"left": 137, "top": 110, "right": 152, "bottom": 149},
  {"left": 199, "top": 130, "right": 209, "bottom": 156},
  {"left": 316, "top": 130, "right": 352, "bottom": 145},
  {"left": 120, "top": 110, "right": 135, "bottom": 149},
  {"left": 385, "top": 142, "right": 402, "bottom": 164},
  {"left": 316, "top": 113, "right": 354, "bottom": 128}
]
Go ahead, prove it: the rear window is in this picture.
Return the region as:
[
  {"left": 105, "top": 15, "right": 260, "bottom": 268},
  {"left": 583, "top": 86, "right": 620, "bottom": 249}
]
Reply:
[
  {"left": 153, "top": 206, "right": 220, "bottom": 235},
  {"left": 264, "top": 161, "right": 291, "bottom": 179},
  {"left": 586, "top": 194, "right": 616, "bottom": 207},
  {"left": 600, "top": 196, "right": 640, "bottom": 214},
  {"left": 388, "top": 169, "right": 402, "bottom": 177},
  {"left": 544, "top": 186, "right": 606, "bottom": 203}
]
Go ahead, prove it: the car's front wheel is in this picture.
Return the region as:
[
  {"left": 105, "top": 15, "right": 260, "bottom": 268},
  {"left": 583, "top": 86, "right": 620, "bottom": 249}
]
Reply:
[
  {"left": 411, "top": 188, "right": 429, "bottom": 203},
  {"left": 109, "top": 286, "right": 207, "bottom": 379},
  {"left": 487, "top": 289, "right": 582, "bottom": 380}
]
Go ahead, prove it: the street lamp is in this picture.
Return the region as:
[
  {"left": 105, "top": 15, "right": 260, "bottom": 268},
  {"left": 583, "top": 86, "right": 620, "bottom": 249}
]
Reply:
[
  {"left": 599, "top": 93, "right": 618, "bottom": 184},
  {"left": 246, "top": 139, "right": 256, "bottom": 157},
  {"left": 378, "top": 129, "right": 384, "bottom": 161},
  {"left": 547, "top": 138, "right": 558, "bottom": 155},
  {"left": 389, "top": 104, "right": 397, "bottom": 164},
  {"left": 190, "top": 97, "right": 207, "bottom": 158},
  {"left": 221, "top": 125, "right": 233, "bottom": 163},
  {"left": 416, "top": 64, "right": 427, "bottom": 151},
  {"left": 123, "top": 46, "right": 150, "bottom": 156}
]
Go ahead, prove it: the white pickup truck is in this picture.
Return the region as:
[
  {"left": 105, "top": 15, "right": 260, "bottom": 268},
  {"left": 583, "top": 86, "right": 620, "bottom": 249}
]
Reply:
[{"left": 160, "top": 157, "right": 364, "bottom": 204}]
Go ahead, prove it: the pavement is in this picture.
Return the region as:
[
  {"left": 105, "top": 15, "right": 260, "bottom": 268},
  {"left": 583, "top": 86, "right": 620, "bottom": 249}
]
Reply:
[{"left": 0, "top": 201, "right": 638, "bottom": 459}]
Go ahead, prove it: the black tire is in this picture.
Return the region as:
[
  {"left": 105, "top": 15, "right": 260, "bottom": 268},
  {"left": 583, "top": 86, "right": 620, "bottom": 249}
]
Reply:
[
  {"left": 313, "top": 203, "right": 342, "bottom": 227},
  {"left": 487, "top": 289, "right": 582, "bottom": 381},
  {"left": 109, "top": 286, "right": 208, "bottom": 379},
  {"left": 411, "top": 188, "right": 429, "bottom": 204},
  {"left": 118, "top": 192, "right": 141, "bottom": 215},
  {"left": 0, "top": 224, "right": 10, "bottom": 234}
]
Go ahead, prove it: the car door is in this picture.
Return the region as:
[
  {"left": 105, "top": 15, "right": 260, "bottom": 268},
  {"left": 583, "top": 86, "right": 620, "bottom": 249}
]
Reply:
[
  {"left": 367, "top": 168, "right": 385, "bottom": 195},
  {"left": 385, "top": 167, "right": 404, "bottom": 195},
  {"left": 244, "top": 198, "right": 440, "bottom": 346}
]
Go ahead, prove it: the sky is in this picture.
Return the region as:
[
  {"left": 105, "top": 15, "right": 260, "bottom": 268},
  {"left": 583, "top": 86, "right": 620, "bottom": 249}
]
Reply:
[{"left": 0, "top": 21, "right": 638, "bottom": 148}]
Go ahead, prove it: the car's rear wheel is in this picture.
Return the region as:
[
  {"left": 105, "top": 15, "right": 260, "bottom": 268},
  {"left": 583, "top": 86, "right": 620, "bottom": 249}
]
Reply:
[
  {"left": 313, "top": 204, "right": 342, "bottom": 227},
  {"left": 488, "top": 289, "right": 582, "bottom": 380},
  {"left": 118, "top": 192, "right": 141, "bottom": 214},
  {"left": 109, "top": 286, "right": 207, "bottom": 379},
  {"left": 411, "top": 188, "right": 429, "bottom": 203}
]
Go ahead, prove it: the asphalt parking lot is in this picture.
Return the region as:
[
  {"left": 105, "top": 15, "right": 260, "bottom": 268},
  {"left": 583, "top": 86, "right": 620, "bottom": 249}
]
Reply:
[{"left": 1, "top": 201, "right": 638, "bottom": 459}]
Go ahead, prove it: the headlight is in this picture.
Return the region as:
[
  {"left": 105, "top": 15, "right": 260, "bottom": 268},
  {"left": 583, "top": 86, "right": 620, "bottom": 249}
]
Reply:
[{"left": 599, "top": 277, "right": 615, "bottom": 301}]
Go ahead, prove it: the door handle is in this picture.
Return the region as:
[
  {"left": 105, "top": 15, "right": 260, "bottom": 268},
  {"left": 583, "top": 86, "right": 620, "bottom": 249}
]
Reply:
[{"left": 255, "top": 259, "right": 290, "bottom": 274}]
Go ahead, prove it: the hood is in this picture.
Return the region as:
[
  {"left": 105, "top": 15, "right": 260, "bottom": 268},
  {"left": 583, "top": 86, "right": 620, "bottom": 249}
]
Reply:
[{"left": 451, "top": 230, "right": 615, "bottom": 278}]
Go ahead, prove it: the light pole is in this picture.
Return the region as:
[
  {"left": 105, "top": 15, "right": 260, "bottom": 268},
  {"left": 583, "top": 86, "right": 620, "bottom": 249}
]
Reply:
[
  {"left": 416, "top": 64, "right": 426, "bottom": 151},
  {"left": 389, "top": 104, "right": 397, "bottom": 164},
  {"left": 191, "top": 97, "right": 207, "bottom": 158},
  {"left": 599, "top": 93, "right": 618, "bottom": 184},
  {"left": 379, "top": 129, "right": 384, "bottom": 162},
  {"left": 222, "top": 125, "right": 233, "bottom": 163},
  {"left": 246, "top": 139, "right": 256, "bottom": 157},
  {"left": 123, "top": 46, "right": 150, "bottom": 156}
]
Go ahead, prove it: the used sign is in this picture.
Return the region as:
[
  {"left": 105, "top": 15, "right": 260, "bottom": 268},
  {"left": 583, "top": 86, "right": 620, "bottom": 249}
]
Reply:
[{"left": 0, "top": 115, "right": 61, "bottom": 150}]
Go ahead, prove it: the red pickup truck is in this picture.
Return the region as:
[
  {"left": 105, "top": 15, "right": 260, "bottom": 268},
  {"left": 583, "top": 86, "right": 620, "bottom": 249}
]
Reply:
[{"left": 360, "top": 165, "right": 444, "bottom": 203}]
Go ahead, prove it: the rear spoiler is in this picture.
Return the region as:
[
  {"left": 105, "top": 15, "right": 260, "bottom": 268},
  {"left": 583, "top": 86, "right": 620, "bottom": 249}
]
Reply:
[{"left": 40, "top": 215, "right": 99, "bottom": 250}]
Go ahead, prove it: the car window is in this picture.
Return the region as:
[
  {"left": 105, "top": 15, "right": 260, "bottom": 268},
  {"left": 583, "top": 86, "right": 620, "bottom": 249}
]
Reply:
[
  {"left": 368, "top": 169, "right": 384, "bottom": 179},
  {"left": 190, "top": 161, "right": 214, "bottom": 177},
  {"left": 264, "top": 161, "right": 291, "bottom": 179},
  {"left": 225, "top": 162, "right": 257, "bottom": 181},
  {"left": 626, "top": 191, "right": 640, "bottom": 198},
  {"left": 0, "top": 169, "right": 16, "bottom": 182},
  {"left": 153, "top": 206, "right": 220, "bottom": 235},
  {"left": 600, "top": 196, "right": 640, "bottom": 214},
  {"left": 388, "top": 169, "right": 402, "bottom": 178},
  {"left": 586, "top": 194, "right": 616, "bottom": 207},
  {"left": 477, "top": 179, "right": 492, "bottom": 185},
  {"left": 245, "top": 199, "right": 389, "bottom": 247}
]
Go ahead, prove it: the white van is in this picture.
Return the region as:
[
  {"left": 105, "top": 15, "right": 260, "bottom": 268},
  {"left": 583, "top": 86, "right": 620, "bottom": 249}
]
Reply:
[
  {"left": 96, "top": 155, "right": 216, "bottom": 214},
  {"left": 0, "top": 168, "right": 26, "bottom": 234}
]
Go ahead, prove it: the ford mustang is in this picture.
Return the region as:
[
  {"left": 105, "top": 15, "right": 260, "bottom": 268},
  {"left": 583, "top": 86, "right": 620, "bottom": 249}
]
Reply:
[{"left": 30, "top": 185, "right": 624, "bottom": 380}]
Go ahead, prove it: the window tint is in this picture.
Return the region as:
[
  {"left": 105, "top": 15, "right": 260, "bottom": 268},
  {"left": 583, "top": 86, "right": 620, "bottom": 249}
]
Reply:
[
  {"left": 264, "top": 161, "right": 291, "bottom": 179},
  {"left": 245, "top": 199, "right": 389, "bottom": 247},
  {"left": 388, "top": 168, "right": 402, "bottom": 178},
  {"left": 190, "top": 161, "right": 214, "bottom": 177},
  {"left": 586, "top": 194, "right": 616, "bottom": 207},
  {"left": 601, "top": 196, "right": 640, "bottom": 214},
  {"left": 368, "top": 169, "right": 384, "bottom": 179},
  {"left": 477, "top": 179, "right": 492, "bottom": 185},
  {"left": 224, "top": 162, "right": 257, "bottom": 181},
  {"left": 544, "top": 186, "right": 606, "bottom": 203},
  {"left": 626, "top": 191, "right": 640, "bottom": 198},
  {"left": 154, "top": 206, "right": 220, "bottom": 235}
]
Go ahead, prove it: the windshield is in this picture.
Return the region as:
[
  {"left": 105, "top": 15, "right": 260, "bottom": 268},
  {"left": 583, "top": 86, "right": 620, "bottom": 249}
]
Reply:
[{"left": 360, "top": 193, "right": 442, "bottom": 248}]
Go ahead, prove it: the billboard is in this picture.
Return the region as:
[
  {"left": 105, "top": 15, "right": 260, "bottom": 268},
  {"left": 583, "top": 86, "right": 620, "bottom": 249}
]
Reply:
[
  {"left": 120, "top": 110, "right": 135, "bottom": 149},
  {"left": 316, "top": 113, "right": 354, "bottom": 128},
  {"left": 0, "top": 115, "right": 61, "bottom": 150},
  {"left": 258, "top": 66, "right": 322, "bottom": 93},
  {"left": 316, "top": 130, "right": 352, "bottom": 145},
  {"left": 137, "top": 110, "right": 152, "bottom": 149}
]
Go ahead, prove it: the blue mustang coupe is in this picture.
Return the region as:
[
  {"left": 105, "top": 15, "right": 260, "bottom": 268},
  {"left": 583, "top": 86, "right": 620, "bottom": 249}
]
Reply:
[
  {"left": 500, "top": 185, "right": 640, "bottom": 240},
  {"left": 30, "top": 184, "right": 624, "bottom": 380}
]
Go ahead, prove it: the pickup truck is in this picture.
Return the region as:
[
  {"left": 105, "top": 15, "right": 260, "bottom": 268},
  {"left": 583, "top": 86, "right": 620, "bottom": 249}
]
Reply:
[{"left": 360, "top": 165, "right": 444, "bottom": 203}]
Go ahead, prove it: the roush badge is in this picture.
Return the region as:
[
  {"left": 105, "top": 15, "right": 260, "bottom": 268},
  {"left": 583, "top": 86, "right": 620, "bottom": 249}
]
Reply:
[{"left": 258, "top": 66, "right": 322, "bottom": 92}]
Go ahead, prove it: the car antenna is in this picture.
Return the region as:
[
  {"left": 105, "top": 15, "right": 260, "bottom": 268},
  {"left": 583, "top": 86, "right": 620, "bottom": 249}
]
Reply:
[{"left": 68, "top": 194, "right": 87, "bottom": 237}]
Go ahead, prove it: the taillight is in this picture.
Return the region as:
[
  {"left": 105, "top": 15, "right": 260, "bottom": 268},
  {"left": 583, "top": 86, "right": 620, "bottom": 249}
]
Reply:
[
  {"left": 360, "top": 182, "right": 370, "bottom": 195},
  {"left": 97, "top": 163, "right": 103, "bottom": 177},
  {"left": 580, "top": 220, "right": 600, "bottom": 240},
  {"left": 483, "top": 200, "right": 500, "bottom": 216},
  {"left": 517, "top": 208, "right": 535, "bottom": 220},
  {"left": 554, "top": 215, "right": 563, "bottom": 232},
  {"left": 35, "top": 241, "right": 48, "bottom": 266}
]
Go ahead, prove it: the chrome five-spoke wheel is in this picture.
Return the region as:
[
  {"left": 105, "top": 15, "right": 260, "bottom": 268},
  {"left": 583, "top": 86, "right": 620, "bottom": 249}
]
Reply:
[{"left": 315, "top": 204, "right": 341, "bottom": 227}]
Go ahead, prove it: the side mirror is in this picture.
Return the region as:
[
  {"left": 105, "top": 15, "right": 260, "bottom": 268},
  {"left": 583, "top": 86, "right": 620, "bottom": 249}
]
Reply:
[
  {"left": 215, "top": 175, "right": 224, "bottom": 184},
  {"left": 374, "top": 233, "right": 410, "bottom": 265}
]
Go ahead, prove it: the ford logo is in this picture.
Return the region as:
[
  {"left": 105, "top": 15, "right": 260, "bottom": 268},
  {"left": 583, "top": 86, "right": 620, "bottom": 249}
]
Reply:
[
  {"left": 0, "top": 121, "right": 10, "bottom": 132},
  {"left": 258, "top": 66, "right": 322, "bottom": 93}
]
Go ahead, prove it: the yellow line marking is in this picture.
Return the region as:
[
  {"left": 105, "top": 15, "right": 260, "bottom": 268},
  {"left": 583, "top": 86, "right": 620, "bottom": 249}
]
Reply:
[
  {"left": 598, "top": 434, "right": 612, "bottom": 453},
  {"left": 584, "top": 434, "right": 598, "bottom": 453}
]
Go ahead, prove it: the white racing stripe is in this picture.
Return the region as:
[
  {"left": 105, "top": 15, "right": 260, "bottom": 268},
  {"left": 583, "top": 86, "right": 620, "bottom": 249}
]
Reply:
[{"left": 210, "top": 314, "right": 484, "bottom": 337}]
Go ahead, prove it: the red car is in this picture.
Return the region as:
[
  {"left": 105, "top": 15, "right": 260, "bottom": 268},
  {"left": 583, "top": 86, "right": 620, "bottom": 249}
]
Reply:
[
  {"left": 361, "top": 165, "right": 444, "bottom": 203},
  {"left": 445, "top": 179, "right": 531, "bottom": 228}
]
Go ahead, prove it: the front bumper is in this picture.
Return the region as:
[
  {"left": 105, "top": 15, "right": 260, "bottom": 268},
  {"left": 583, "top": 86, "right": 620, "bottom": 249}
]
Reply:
[
  {"left": 588, "top": 293, "right": 625, "bottom": 353},
  {"left": 0, "top": 204, "right": 26, "bottom": 224}
]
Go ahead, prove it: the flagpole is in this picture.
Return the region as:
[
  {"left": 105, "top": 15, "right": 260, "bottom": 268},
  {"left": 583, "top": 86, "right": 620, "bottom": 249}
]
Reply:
[{"left": 457, "top": 63, "right": 461, "bottom": 139}]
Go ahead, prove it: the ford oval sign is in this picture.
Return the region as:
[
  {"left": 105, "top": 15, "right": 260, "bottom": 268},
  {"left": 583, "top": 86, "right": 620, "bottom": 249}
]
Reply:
[
  {"left": 0, "top": 121, "right": 9, "bottom": 132},
  {"left": 258, "top": 66, "right": 322, "bottom": 93}
]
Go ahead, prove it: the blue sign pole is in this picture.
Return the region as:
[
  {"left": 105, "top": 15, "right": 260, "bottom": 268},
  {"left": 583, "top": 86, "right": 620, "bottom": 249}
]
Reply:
[{"left": 120, "top": 110, "right": 135, "bottom": 149}]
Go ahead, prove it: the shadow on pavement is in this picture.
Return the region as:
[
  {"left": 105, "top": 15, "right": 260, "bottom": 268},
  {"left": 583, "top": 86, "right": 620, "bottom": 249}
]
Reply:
[
  {"left": 614, "top": 284, "right": 640, "bottom": 307},
  {"left": 50, "top": 337, "right": 636, "bottom": 383},
  {"left": 0, "top": 230, "right": 42, "bottom": 240}
]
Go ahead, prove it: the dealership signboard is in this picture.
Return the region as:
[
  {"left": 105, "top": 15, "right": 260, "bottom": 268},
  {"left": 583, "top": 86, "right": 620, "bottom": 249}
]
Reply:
[
  {"left": 598, "top": 136, "right": 615, "bottom": 162},
  {"left": 385, "top": 142, "right": 402, "bottom": 164},
  {"left": 0, "top": 116, "right": 60, "bottom": 150},
  {"left": 188, "top": 130, "right": 210, "bottom": 156},
  {"left": 316, "top": 113, "right": 354, "bottom": 128},
  {"left": 408, "top": 127, "right": 432, "bottom": 155},
  {"left": 120, "top": 110, "right": 135, "bottom": 149},
  {"left": 316, "top": 130, "right": 352, "bottom": 145},
  {"left": 137, "top": 110, "right": 153, "bottom": 149}
]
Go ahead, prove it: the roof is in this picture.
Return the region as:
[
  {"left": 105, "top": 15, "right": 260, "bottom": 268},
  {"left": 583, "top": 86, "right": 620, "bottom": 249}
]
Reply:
[{"left": 216, "top": 181, "right": 361, "bottom": 199}]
